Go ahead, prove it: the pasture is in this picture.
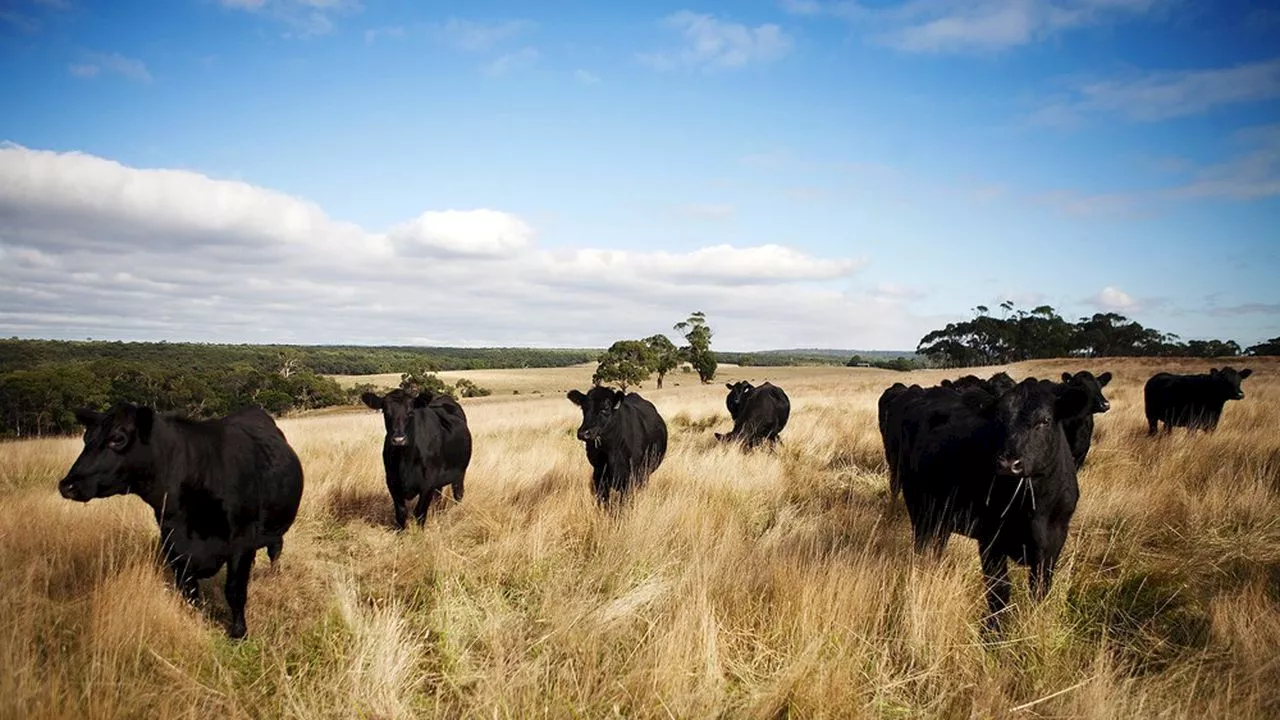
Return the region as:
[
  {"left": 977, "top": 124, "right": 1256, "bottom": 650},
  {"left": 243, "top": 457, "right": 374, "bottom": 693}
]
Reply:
[{"left": 2, "top": 358, "right": 1278, "bottom": 718}]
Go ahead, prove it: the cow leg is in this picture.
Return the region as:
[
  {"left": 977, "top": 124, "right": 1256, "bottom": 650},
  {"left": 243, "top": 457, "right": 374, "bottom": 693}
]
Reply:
[
  {"left": 266, "top": 539, "right": 283, "bottom": 566},
  {"left": 161, "top": 535, "right": 201, "bottom": 605},
  {"left": 1146, "top": 415, "right": 1158, "bottom": 436},
  {"left": 224, "top": 549, "right": 256, "bottom": 640},
  {"left": 592, "top": 462, "right": 610, "bottom": 506},
  {"left": 451, "top": 474, "right": 465, "bottom": 503},
  {"left": 388, "top": 486, "right": 408, "bottom": 531},
  {"left": 1027, "top": 520, "right": 1063, "bottom": 601},
  {"left": 413, "top": 488, "right": 440, "bottom": 526},
  {"left": 979, "top": 537, "right": 1012, "bottom": 630}
]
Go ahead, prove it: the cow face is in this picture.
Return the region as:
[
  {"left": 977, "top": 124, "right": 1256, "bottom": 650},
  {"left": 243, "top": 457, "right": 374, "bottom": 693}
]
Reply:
[
  {"left": 724, "top": 381, "right": 754, "bottom": 418},
  {"left": 1061, "top": 371, "right": 1112, "bottom": 414},
  {"left": 362, "top": 389, "right": 432, "bottom": 447},
  {"left": 1211, "top": 366, "right": 1253, "bottom": 401},
  {"left": 992, "top": 380, "right": 1090, "bottom": 478},
  {"left": 58, "top": 403, "right": 155, "bottom": 502},
  {"left": 567, "top": 387, "right": 624, "bottom": 443}
]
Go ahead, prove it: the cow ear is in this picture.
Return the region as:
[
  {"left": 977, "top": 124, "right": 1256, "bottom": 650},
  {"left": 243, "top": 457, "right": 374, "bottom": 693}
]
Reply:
[
  {"left": 1098, "top": 372, "right": 1112, "bottom": 386},
  {"left": 360, "top": 392, "right": 383, "bottom": 410},
  {"left": 941, "top": 379, "right": 953, "bottom": 388},
  {"left": 74, "top": 407, "right": 104, "bottom": 426},
  {"left": 1209, "top": 368, "right": 1220, "bottom": 377},
  {"left": 1061, "top": 371, "right": 1073, "bottom": 383},
  {"left": 1054, "top": 386, "right": 1091, "bottom": 420},
  {"left": 714, "top": 432, "right": 724, "bottom": 441},
  {"left": 725, "top": 382, "right": 733, "bottom": 390},
  {"left": 134, "top": 406, "right": 155, "bottom": 444},
  {"left": 611, "top": 390, "right": 625, "bottom": 408},
  {"left": 567, "top": 390, "right": 585, "bottom": 406},
  {"left": 1240, "top": 368, "right": 1253, "bottom": 379},
  {"left": 413, "top": 392, "right": 434, "bottom": 409}
]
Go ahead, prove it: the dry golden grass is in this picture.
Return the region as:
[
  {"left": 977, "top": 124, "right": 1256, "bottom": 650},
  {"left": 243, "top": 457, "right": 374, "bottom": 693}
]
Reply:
[{"left": 2, "top": 358, "right": 1278, "bottom": 719}]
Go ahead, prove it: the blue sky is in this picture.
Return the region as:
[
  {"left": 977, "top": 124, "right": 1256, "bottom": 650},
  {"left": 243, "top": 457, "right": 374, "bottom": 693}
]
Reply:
[{"left": 0, "top": 0, "right": 1277, "bottom": 350}]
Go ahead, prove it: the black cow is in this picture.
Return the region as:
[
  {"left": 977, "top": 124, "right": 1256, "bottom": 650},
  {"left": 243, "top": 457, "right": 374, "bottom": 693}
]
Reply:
[
  {"left": 1058, "top": 371, "right": 1112, "bottom": 468},
  {"left": 567, "top": 387, "right": 667, "bottom": 505},
  {"left": 942, "top": 371, "right": 1016, "bottom": 397},
  {"left": 362, "top": 389, "right": 473, "bottom": 529},
  {"left": 58, "top": 403, "right": 304, "bottom": 639},
  {"left": 715, "top": 381, "right": 791, "bottom": 449},
  {"left": 878, "top": 381, "right": 922, "bottom": 498},
  {"left": 897, "top": 379, "right": 1090, "bottom": 626},
  {"left": 1144, "top": 366, "right": 1254, "bottom": 435}
]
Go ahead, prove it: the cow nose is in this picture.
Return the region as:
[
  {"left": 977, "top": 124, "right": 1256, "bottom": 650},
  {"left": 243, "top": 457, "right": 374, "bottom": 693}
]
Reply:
[
  {"left": 58, "top": 477, "right": 80, "bottom": 500},
  {"left": 390, "top": 435, "right": 407, "bottom": 446},
  {"left": 998, "top": 456, "right": 1025, "bottom": 477},
  {"left": 1099, "top": 401, "right": 1110, "bottom": 412},
  {"left": 1236, "top": 392, "right": 1245, "bottom": 400},
  {"left": 577, "top": 428, "right": 594, "bottom": 441}
]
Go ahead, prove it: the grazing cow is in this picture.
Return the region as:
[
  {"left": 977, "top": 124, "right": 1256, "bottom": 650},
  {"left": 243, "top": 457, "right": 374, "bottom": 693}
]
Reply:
[
  {"left": 898, "top": 378, "right": 1090, "bottom": 626},
  {"left": 1058, "top": 371, "right": 1112, "bottom": 468},
  {"left": 567, "top": 386, "right": 667, "bottom": 505},
  {"left": 715, "top": 381, "right": 791, "bottom": 449},
  {"left": 1144, "top": 366, "right": 1254, "bottom": 435},
  {"left": 57, "top": 403, "right": 304, "bottom": 639},
  {"left": 362, "top": 389, "right": 473, "bottom": 529}
]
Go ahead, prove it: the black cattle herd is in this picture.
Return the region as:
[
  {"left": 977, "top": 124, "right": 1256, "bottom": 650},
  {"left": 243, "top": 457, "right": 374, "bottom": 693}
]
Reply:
[{"left": 54, "top": 366, "right": 1254, "bottom": 638}]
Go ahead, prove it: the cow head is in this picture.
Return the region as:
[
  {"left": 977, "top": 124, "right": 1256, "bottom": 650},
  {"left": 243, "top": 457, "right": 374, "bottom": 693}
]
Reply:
[
  {"left": 724, "top": 381, "right": 755, "bottom": 419},
  {"left": 1060, "top": 370, "right": 1112, "bottom": 415},
  {"left": 362, "top": 389, "right": 432, "bottom": 447},
  {"left": 567, "top": 387, "right": 624, "bottom": 443},
  {"left": 987, "top": 372, "right": 1016, "bottom": 395},
  {"left": 1210, "top": 366, "right": 1253, "bottom": 401},
  {"left": 58, "top": 402, "right": 156, "bottom": 502},
  {"left": 991, "top": 379, "right": 1091, "bottom": 478}
]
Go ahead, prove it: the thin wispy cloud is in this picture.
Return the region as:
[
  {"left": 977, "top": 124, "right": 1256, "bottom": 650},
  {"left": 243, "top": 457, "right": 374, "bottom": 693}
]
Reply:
[
  {"left": 1032, "top": 58, "right": 1280, "bottom": 126},
  {"left": 425, "top": 18, "right": 534, "bottom": 52},
  {"left": 640, "top": 11, "right": 793, "bottom": 71},
  {"left": 483, "top": 47, "right": 539, "bottom": 76},
  {"left": 574, "top": 69, "right": 601, "bottom": 85},
  {"left": 1037, "top": 123, "right": 1280, "bottom": 216},
  {"left": 783, "top": 0, "right": 1168, "bottom": 54},
  {"left": 67, "top": 52, "right": 152, "bottom": 83},
  {"left": 217, "top": 0, "right": 361, "bottom": 37}
]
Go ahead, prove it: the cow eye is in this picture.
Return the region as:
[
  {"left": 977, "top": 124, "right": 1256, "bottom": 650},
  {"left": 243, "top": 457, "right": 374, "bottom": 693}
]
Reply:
[
  {"left": 107, "top": 433, "right": 128, "bottom": 450},
  {"left": 1036, "top": 418, "right": 1051, "bottom": 428}
]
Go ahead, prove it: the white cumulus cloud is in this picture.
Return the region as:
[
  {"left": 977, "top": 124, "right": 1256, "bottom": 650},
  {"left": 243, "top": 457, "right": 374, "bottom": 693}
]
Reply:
[{"left": 0, "top": 144, "right": 922, "bottom": 349}]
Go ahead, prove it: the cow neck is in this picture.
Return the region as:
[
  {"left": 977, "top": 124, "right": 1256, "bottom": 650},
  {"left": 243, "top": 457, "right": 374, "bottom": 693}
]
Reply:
[{"left": 127, "top": 416, "right": 172, "bottom": 512}]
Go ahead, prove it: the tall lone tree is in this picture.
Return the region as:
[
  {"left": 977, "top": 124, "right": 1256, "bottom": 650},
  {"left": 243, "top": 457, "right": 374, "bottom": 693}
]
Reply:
[
  {"left": 593, "top": 340, "right": 654, "bottom": 391},
  {"left": 643, "top": 334, "right": 679, "bottom": 389},
  {"left": 674, "top": 311, "right": 717, "bottom": 384}
]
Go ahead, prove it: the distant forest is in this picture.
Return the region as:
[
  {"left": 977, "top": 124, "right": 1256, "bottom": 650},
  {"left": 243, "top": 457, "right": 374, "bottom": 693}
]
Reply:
[
  {"left": 916, "top": 303, "right": 1277, "bottom": 367},
  {"left": 0, "top": 340, "right": 597, "bottom": 438}
]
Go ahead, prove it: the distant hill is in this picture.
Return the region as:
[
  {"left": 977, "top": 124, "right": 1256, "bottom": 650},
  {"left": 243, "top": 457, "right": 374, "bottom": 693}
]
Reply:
[{"left": 718, "top": 348, "right": 920, "bottom": 367}]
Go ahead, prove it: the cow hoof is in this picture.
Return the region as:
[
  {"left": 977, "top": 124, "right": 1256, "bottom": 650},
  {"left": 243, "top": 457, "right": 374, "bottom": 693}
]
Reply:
[{"left": 226, "top": 621, "right": 247, "bottom": 640}]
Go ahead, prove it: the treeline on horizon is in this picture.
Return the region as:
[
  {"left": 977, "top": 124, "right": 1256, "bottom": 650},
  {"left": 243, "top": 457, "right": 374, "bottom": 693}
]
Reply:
[
  {"left": 0, "top": 340, "right": 599, "bottom": 439},
  {"left": 916, "top": 303, "right": 1278, "bottom": 367}
]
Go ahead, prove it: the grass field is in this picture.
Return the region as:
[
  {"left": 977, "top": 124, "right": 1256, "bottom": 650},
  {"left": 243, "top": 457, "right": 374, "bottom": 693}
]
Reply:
[{"left": 2, "top": 358, "right": 1278, "bottom": 718}]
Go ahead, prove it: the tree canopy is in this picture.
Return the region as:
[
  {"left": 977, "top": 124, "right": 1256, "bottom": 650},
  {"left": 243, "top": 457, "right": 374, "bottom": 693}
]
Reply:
[
  {"left": 674, "top": 311, "right": 717, "bottom": 383},
  {"left": 916, "top": 304, "right": 1247, "bottom": 367}
]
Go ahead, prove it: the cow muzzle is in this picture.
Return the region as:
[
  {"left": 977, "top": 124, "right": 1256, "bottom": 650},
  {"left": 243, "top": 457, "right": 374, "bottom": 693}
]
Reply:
[
  {"left": 996, "top": 456, "right": 1026, "bottom": 478},
  {"left": 58, "top": 476, "right": 90, "bottom": 502},
  {"left": 1235, "top": 392, "right": 1245, "bottom": 400},
  {"left": 390, "top": 435, "right": 408, "bottom": 446},
  {"left": 1097, "top": 400, "right": 1110, "bottom": 412}
]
